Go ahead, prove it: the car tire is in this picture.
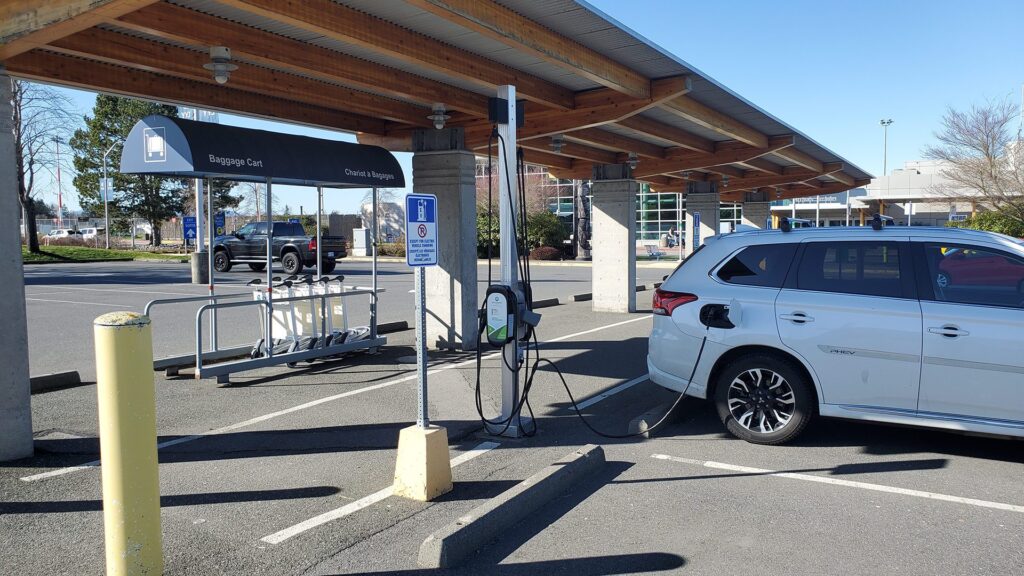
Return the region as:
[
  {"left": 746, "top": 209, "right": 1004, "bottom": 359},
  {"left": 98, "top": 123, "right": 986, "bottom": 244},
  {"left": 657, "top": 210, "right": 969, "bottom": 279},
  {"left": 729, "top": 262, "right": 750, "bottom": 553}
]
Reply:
[
  {"left": 936, "top": 272, "right": 951, "bottom": 288},
  {"left": 282, "top": 251, "right": 302, "bottom": 275},
  {"left": 321, "top": 260, "right": 337, "bottom": 274},
  {"left": 213, "top": 250, "right": 232, "bottom": 272},
  {"left": 248, "top": 263, "right": 266, "bottom": 272},
  {"left": 714, "top": 353, "right": 813, "bottom": 445}
]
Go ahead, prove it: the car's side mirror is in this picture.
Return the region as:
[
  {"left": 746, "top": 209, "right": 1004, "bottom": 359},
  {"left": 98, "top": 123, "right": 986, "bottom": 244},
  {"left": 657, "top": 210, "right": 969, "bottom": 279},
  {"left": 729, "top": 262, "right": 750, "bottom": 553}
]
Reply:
[{"left": 234, "top": 232, "right": 244, "bottom": 239}]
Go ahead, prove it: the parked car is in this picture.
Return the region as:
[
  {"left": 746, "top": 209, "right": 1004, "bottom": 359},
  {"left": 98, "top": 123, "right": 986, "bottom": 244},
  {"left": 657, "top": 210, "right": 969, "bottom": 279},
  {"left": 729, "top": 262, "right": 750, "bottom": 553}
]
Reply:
[
  {"left": 212, "top": 221, "right": 346, "bottom": 274},
  {"left": 80, "top": 227, "right": 100, "bottom": 240},
  {"left": 649, "top": 225, "right": 1024, "bottom": 445},
  {"left": 44, "top": 228, "right": 83, "bottom": 240}
]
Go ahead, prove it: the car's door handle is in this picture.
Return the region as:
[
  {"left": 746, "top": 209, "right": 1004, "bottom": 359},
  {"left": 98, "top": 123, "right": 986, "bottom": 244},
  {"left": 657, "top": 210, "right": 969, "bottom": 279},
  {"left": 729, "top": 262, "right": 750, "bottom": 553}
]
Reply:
[
  {"left": 779, "top": 312, "right": 814, "bottom": 324},
  {"left": 928, "top": 325, "right": 969, "bottom": 338}
]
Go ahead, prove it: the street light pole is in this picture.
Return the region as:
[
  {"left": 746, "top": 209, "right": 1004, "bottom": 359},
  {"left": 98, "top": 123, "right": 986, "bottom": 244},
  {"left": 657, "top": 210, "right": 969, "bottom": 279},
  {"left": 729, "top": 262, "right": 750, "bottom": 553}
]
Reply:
[
  {"left": 880, "top": 119, "right": 894, "bottom": 176},
  {"left": 101, "top": 141, "right": 119, "bottom": 250},
  {"left": 53, "top": 136, "right": 63, "bottom": 230}
]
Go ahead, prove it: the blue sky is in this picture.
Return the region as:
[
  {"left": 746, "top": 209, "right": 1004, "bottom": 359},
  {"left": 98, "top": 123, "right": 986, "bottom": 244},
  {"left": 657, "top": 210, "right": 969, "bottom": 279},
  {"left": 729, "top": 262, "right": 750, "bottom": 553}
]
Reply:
[{"left": 45, "top": 0, "right": 1024, "bottom": 214}]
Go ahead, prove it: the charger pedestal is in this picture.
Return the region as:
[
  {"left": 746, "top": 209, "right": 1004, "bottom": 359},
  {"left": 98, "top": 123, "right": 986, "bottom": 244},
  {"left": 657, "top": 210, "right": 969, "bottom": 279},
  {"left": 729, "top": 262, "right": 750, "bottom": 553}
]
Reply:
[{"left": 393, "top": 425, "right": 453, "bottom": 501}]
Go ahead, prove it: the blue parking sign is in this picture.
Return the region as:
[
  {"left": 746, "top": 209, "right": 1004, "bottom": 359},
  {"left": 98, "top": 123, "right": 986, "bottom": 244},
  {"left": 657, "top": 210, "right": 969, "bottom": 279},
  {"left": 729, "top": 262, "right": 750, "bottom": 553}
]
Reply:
[
  {"left": 183, "top": 216, "right": 197, "bottom": 241},
  {"left": 405, "top": 194, "right": 438, "bottom": 267}
]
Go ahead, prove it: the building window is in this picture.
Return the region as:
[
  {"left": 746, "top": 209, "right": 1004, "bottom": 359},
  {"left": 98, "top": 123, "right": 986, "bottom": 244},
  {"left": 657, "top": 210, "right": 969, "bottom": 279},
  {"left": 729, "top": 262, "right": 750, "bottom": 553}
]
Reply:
[{"left": 636, "top": 187, "right": 684, "bottom": 242}]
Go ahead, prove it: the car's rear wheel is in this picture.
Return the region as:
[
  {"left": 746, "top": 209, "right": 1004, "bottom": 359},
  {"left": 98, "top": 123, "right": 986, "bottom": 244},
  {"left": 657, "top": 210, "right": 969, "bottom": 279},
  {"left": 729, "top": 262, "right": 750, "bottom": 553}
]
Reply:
[
  {"left": 320, "top": 259, "right": 336, "bottom": 274},
  {"left": 213, "top": 250, "right": 232, "bottom": 272},
  {"left": 281, "top": 251, "right": 302, "bottom": 275},
  {"left": 248, "top": 263, "right": 266, "bottom": 272},
  {"left": 714, "top": 354, "right": 813, "bottom": 445}
]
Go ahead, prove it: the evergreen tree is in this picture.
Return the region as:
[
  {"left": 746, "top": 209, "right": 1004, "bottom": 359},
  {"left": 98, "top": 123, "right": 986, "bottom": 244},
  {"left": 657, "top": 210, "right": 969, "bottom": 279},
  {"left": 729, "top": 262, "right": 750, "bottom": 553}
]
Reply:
[{"left": 70, "top": 95, "right": 187, "bottom": 246}]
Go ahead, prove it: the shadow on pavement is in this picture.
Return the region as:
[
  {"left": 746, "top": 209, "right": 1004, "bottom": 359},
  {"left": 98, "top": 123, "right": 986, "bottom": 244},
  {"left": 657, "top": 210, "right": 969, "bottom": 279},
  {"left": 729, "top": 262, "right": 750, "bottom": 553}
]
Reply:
[
  {"left": 0, "top": 485, "right": 340, "bottom": 515},
  {"left": 336, "top": 552, "right": 685, "bottom": 576}
]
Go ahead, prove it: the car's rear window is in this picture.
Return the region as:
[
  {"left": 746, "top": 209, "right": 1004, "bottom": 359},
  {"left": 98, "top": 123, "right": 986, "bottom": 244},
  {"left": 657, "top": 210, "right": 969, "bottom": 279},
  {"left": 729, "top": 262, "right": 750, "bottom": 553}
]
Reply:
[
  {"left": 271, "top": 222, "right": 305, "bottom": 236},
  {"left": 717, "top": 244, "right": 796, "bottom": 288}
]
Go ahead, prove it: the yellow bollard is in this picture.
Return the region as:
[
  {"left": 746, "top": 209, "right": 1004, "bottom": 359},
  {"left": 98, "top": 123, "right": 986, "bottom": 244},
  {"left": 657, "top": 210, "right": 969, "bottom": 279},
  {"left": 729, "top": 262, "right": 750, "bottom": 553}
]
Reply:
[{"left": 94, "top": 312, "right": 162, "bottom": 576}]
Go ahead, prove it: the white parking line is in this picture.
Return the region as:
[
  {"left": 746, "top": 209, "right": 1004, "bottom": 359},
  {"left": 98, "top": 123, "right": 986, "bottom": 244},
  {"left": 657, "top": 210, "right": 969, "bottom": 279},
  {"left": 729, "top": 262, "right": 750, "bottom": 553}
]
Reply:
[
  {"left": 652, "top": 454, "right": 1024, "bottom": 515},
  {"left": 574, "top": 375, "right": 649, "bottom": 410},
  {"left": 25, "top": 297, "right": 132, "bottom": 308},
  {"left": 260, "top": 441, "right": 500, "bottom": 545},
  {"left": 21, "top": 315, "right": 650, "bottom": 482}
]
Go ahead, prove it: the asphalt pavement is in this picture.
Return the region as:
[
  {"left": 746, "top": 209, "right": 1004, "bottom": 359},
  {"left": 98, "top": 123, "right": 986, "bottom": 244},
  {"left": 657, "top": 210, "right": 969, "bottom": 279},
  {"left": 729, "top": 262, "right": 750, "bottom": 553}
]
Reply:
[{"left": 22, "top": 258, "right": 670, "bottom": 381}]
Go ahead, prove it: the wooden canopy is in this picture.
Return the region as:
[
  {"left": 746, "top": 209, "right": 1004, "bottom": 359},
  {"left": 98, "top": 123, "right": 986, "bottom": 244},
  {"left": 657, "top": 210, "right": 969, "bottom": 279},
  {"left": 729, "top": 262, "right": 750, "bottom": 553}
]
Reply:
[{"left": 1, "top": 0, "right": 871, "bottom": 201}]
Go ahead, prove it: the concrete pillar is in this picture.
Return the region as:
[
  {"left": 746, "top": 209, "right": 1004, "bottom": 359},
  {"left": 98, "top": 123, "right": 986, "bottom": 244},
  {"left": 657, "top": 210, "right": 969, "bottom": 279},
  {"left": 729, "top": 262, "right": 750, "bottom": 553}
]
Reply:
[
  {"left": 590, "top": 164, "right": 638, "bottom": 313},
  {"left": 412, "top": 129, "right": 478, "bottom": 350},
  {"left": 684, "top": 182, "right": 719, "bottom": 258},
  {"left": 741, "top": 190, "right": 770, "bottom": 229},
  {"left": 0, "top": 66, "right": 34, "bottom": 461}
]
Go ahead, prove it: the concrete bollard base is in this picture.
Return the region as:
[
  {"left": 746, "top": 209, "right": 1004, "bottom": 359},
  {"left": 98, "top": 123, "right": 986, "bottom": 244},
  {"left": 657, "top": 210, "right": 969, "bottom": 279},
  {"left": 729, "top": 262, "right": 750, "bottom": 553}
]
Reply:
[
  {"left": 393, "top": 425, "right": 453, "bottom": 501},
  {"left": 190, "top": 251, "right": 209, "bottom": 284}
]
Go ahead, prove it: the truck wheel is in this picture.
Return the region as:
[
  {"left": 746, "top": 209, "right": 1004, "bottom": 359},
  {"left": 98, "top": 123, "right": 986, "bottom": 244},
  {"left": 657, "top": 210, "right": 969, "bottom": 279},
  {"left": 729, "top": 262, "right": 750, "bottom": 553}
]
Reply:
[
  {"left": 213, "top": 250, "right": 232, "bottom": 272},
  {"left": 321, "top": 260, "right": 337, "bottom": 274},
  {"left": 248, "top": 263, "right": 266, "bottom": 272},
  {"left": 282, "top": 251, "right": 302, "bottom": 275}
]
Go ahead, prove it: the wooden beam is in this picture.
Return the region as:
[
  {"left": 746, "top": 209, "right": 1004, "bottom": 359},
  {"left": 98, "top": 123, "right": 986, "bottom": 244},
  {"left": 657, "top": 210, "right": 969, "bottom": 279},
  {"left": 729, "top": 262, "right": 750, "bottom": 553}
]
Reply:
[
  {"left": 560, "top": 128, "right": 666, "bottom": 159},
  {"left": 6, "top": 50, "right": 387, "bottom": 134},
  {"left": 736, "top": 157, "right": 783, "bottom": 175},
  {"left": 519, "top": 140, "right": 618, "bottom": 165},
  {"left": 574, "top": 76, "right": 689, "bottom": 108},
  {"left": 0, "top": 0, "right": 156, "bottom": 59},
  {"left": 217, "top": 0, "right": 574, "bottom": 109},
  {"left": 114, "top": 3, "right": 491, "bottom": 116},
  {"left": 707, "top": 165, "right": 746, "bottom": 179},
  {"left": 518, "top": 148, "right": 572, "bottom": 170},
  {"left": 714, "top": 168, "right": 824, "bottom": 192},
  {"left": 772, "top": 145, "right": 824, "bottom": 172},
  {"left": 404, "top": 0, "right": 651, "bottom": 99},
  {"left": 454, "top": 76, "right": 691, "bottom": 143},
  {"left": 48, "top": 28, "right": 433, "bottom": 126},
  {"left": 821, "top": 163, "right": 856, "bottom": 186},
  {"left": 631, "top": 136, "right": 793, "bottom": 179},
  {"left": 662, "top": 95, "right": 769, "bottom": 148},
  {"left": 616, "top": 115, "right": 715, "bottom": 153}
]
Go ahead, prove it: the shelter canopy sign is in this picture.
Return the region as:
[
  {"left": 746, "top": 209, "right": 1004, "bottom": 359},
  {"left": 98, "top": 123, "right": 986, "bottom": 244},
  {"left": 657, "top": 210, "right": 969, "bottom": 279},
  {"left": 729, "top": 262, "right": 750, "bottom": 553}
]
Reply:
[{"left": 121, "top": 115, "right": 405, "bottom": 188}]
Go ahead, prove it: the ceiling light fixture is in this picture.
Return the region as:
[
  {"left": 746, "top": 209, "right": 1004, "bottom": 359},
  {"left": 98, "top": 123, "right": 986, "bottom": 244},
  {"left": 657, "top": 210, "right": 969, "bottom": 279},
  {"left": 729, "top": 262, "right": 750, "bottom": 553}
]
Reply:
[
  {"left": 551, "top": 134, "right": 564, "bottom": 154},
  {"left": 722, "top": 175, "right": 730, "bottom": 188},
  {"left": 427, "top": 103, "right": 451, "bottom": 130},
  {"left": 627, "top": 152, "right": 638, "bottom": 170},
  {"left": 682, "top": 171, "right": 691, "bottom": 180},
  {"left": 203, "top": 46, "right": 238, "bottom": 84}
]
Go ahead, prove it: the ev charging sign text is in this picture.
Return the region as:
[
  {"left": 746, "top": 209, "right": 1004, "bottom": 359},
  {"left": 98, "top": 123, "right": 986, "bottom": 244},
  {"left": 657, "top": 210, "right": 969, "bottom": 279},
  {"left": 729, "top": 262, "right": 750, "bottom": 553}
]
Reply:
[{"left": 405, "top": 194, "right": 438, "bottom": 267}]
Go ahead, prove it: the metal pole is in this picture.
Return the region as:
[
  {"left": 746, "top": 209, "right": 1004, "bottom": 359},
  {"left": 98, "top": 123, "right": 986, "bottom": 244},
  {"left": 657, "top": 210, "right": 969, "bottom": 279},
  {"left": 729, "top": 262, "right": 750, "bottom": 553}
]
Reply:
[
  {"left": 845, "top": 191, "right": 851, "bottom": 226},
  {"left": 265, "top": 178, "right": 273, "bottom": 357},
  {"left": 54, "top": 137, "right": 63, "bottom": 230},
  {"left": 195, "top": 178, "right": 204, "bottom": 254},
  {"left": 316, "top": 186, "right": 323, "bottom": 280},
  {"left": 371, "top": 187, "right": 378, "bottom": 339},
  {"left": 102, "top": 141, "right": 118, "bottom": 249},
  {"left": 415, "top": 266, "right": 428, "bottom": 428},
  {"left": 207, "top": 177, "right": 217, "bottom": 351},
  {"left": 497, "top": 85, "right": 522, "bottom": 435},
  {"left": 815, "top": 195, "right": 821, "bottom": 227}
]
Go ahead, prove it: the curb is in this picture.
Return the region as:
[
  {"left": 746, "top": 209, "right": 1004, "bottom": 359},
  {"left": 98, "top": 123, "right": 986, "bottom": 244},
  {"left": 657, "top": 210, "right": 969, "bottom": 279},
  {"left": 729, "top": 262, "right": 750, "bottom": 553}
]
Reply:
[
  {"left": 418, "top": 444, "right": 606, "bottom": 569},
  {"left": 30, "top": 371, "right": 83, "bottom": 394},
  {"left": 628, "top": 402, "right": 676, "bottom": 438},
  {"left": 531, "top": 297, "right": 560, "bottom": 309}
]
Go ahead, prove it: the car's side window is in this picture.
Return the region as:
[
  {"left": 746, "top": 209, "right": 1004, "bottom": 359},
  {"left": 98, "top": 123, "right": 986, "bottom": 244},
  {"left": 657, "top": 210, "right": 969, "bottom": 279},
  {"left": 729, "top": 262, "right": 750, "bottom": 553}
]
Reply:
[
  {"left": 922, "top": 243, "right": 1024, "bottom": 309},
  {"left": 717, "top": 244, "right": 796, "bottom": 288},
  {"left": 254, "top": 223, "right": 268, "bottom": 235},
  {"left": 236, "top": 223, "right": 255, "bottom": 236},
  {"left": 796, "top": 241, "right": 903, "bottom": 298}
]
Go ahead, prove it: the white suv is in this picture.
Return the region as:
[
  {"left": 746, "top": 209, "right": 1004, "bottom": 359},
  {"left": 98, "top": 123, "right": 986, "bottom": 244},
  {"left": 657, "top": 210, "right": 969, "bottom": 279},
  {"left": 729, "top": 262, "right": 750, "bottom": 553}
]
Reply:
[{"left": 648, "top": 224, "right": 1024, "bottom": 444}]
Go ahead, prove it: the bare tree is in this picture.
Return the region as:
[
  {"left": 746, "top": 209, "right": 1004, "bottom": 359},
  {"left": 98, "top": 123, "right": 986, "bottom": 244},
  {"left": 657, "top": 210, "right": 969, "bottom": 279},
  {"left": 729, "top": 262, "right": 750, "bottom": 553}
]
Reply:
[
  {"left": 924, "top": 98, "right": 1024, "bottom": 226},
  {"left": 11, "top": 78, "right": 77, "bottom": 252},
  {"left": 236, "top": 181, "right": 279, "bottom": 220}
]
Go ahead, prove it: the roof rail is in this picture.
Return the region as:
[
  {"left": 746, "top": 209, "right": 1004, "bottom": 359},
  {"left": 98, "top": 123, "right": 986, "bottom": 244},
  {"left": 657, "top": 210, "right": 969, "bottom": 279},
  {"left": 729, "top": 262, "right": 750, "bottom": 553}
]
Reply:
[
  {"left": 780, "top": 217, "right": 812, "bottom": 232},
  {"left": 870, "top": 213, "right": 894, "bottom": 231}
]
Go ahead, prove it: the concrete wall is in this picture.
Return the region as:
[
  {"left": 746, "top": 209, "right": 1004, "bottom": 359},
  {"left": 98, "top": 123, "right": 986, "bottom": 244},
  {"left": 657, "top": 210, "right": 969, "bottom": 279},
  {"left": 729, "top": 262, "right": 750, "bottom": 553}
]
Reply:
[
  {"left": 741, "top": 201, "right": 770, "bottom": 229},
  {"left": 590, "top": 178, "right": 638, "bottom": 313},
  {"left": 0, "top": 67, "right": 34, "bottom": 461},
  {"left": 412, "top": 150, "right": 479, "bottom": 350}
]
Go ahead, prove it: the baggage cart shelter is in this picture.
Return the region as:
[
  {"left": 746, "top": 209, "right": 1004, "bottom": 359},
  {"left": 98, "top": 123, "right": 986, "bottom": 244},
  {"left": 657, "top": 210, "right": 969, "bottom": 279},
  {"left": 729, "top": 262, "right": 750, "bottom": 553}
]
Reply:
[{"left": 121, "top": 114, "right": 406, "bottom": 382}]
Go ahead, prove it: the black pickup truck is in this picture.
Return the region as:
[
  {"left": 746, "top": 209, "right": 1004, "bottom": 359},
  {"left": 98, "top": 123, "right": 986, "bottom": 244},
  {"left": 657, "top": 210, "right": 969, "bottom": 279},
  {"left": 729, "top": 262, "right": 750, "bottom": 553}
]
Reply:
[{"left": 212, "top": 221, "right": 346, "bottom": 274}]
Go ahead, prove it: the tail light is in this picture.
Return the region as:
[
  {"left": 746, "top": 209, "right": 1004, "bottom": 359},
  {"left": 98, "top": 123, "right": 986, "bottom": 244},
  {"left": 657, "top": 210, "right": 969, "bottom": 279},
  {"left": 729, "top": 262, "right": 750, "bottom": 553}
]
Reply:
[
  {"left": 652, "top": 288, "right": 697, "bottom": 316},
  {"left": 308, "top": 238, "right": 317, "bottom": 251}
]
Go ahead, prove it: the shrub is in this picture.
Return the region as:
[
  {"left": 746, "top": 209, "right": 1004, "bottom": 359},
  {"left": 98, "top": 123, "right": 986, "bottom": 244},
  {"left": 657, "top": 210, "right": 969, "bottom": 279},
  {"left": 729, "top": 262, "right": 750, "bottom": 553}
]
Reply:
[
  {"left": 377, "top": 240, "right": 406, "bottom": 257},
  {"left": 476, "top": 208, "right": 500, "bottom": 258},
  {"left": 527, "top": 210, "right": 568, "bottom": 248},
  {"left": 529, "top": 246, "right": 562, "bottom": 261},
  {"left": 946, "top": 210, "right": 1024, "bottom": 238}
]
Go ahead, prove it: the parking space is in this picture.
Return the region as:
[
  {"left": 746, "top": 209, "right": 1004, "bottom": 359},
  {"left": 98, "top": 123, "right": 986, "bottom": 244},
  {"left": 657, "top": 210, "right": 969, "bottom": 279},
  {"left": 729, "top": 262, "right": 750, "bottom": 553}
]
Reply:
[{"left": 6, "top": 294, "right": 1024, "bottom": 575}]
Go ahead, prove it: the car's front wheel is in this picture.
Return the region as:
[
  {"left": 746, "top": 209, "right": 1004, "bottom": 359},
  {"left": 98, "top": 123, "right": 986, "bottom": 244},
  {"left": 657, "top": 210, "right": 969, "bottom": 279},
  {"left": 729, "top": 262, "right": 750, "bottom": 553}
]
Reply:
[
  {"left": 213, "top": 250, "right": 232, "bottom": 272},
  {"left": 714, "top": 354, "right": 813, "bottom": 445}
]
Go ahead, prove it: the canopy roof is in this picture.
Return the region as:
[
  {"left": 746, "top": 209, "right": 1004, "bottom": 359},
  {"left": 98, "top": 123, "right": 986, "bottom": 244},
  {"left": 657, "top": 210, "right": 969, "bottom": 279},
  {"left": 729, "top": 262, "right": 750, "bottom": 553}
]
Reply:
[
  {"left": 3, "top": 0, "right": 871, "bottom": 200},
  {"left": 120, "top": 115, "right": 404, "bottom": 187}
]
